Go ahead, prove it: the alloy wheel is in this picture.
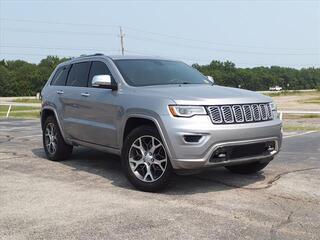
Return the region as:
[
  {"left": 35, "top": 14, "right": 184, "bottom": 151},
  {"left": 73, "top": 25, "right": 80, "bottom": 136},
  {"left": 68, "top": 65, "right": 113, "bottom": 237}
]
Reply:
[
  {"left": 45, "top": 123, "right": 58, "bottom": 155},
  {"left": 128, "top": 135, "right": 167, "bottom": 182}
]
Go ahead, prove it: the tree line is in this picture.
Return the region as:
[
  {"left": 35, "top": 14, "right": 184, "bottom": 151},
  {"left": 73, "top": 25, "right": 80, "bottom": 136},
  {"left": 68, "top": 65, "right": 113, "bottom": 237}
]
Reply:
[
  {"left": 193, "top": 61, "right": 320, "bottom": 91},
  {"left": 0, "top": 56, "right": 319, "bottom": 97}
]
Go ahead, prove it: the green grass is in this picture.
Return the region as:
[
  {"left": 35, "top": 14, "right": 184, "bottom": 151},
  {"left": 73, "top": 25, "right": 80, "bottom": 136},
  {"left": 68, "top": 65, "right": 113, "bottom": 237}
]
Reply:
[
  {"left": 11, "top": 106, "right": 40, "bottom": 111},
  {"left": 0, "top": 105, "right": 39, "bottom": 112},
  {"left": 264, "top": 90, "right": 301, "bottom": 97},
  {"left": 8, "top": 111, "right": 40, "bottom": 118},
  {"left": 301, "top": 97, "right": 320, "bottom": 104},
  {"left": 298, "top": 114, "right": 320, "bottom": 118},
  {"left": 0, "top": 106, "right": 9, "bottom": 117},
  {"left": 0, "top": 105, "right": 40, "bottom": 118},
  {"left": 284, "top": 114, "right": 320, "bottom": 119},
  {"left": 0, "top": 105, "right": 9, "bottom": 112},
  {"left": 283, "top": 124, "right": 320, "bottom": 131},
  {"left": 13, "top": 98, "right": 41, "bottom": 104}
]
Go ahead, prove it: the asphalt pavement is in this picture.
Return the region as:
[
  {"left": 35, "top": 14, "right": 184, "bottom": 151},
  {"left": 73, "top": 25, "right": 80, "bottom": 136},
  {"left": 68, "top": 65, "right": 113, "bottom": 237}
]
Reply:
[{"left": 0, "top": 119, "right": 319, "bottom": 240}]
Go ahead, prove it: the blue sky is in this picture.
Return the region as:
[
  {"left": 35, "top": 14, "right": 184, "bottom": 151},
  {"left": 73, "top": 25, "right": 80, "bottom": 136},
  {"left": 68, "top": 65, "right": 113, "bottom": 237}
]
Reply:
[{"left": 0, "top": 0, "right": 319, "bottom": 68}]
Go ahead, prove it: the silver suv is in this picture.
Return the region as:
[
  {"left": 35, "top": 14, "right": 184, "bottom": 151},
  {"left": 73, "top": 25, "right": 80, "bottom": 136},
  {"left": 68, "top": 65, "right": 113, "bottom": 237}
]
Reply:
[{"left": 41, "top": 54, "right": 282, "bottom": 191}]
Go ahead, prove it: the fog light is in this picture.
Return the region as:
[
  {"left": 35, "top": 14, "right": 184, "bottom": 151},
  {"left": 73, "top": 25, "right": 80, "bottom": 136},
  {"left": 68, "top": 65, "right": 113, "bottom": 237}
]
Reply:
[
  {"left": 217, "top": 153, "right": 227, "bottom": 158},
  {"left": 265, "top": 141, "right": 276, "bottom": 152},
  {"left": 267, "top": 146, "right": 275, "bottom": 151},
  {"left": 183, "top": 135, "right": 202, "bottom": 143}
]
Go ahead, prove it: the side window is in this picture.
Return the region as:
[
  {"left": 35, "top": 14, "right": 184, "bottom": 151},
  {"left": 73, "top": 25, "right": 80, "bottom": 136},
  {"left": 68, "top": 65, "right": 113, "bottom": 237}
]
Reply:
[
  {"left": 66, "top": 62, "right": 91, "bottom": 87},
  {"left": 51, "top": 65, "right": 70, "bottom": 86},
  {"left": 88, "top": 61, "right": 115, "bottom": 87}
]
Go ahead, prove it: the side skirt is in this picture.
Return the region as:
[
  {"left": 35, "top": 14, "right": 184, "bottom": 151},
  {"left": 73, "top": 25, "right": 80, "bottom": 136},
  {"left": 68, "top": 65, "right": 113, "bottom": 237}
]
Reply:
[{"left": 68, "top": 138, "right": 121, "bottom": 156}]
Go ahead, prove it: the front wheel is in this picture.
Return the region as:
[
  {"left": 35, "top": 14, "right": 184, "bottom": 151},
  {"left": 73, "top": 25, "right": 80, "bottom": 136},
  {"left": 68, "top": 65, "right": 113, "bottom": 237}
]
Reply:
[
  {"left": 122, "top": 125, "right": 172, "bottom": 192},
  {"left": 225, "top": 160, "right": 271, "bottom": 174}
]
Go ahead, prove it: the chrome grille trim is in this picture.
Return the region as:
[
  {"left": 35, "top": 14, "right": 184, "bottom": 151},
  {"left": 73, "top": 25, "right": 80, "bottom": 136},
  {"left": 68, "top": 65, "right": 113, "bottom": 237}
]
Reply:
[
  {"left": 221, "top": 106, "right": 234, "bottom": 123},
  {"left": 266, "top": 104, "right": 272, "bottom": 119},
  {"left": 232, "top": 105, "right": 244, "bottom": 123},
  {"left": 207, "top": 106, "right": 223, "bottom": 123},
  {"left": 207, "top": 103, "right": 272, "bottom": 124},
  {"left": 242, "top": 105, "right": 253, "bottom": 122},
  {"left": 251, "top": 104, "right": 261, "bottom": 121},
  {"left": 259, "top": 104, "right": 267, "bottom": 120}
]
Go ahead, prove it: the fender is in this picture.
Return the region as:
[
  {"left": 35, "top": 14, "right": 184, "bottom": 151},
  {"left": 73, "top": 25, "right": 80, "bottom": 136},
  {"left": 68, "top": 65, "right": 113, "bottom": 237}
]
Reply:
[
  {"left": 41, "top": 106, "right": 70, "bottom": 144},
  {"left": 120, "top": 113, "right": 173, "bottom": 161}
]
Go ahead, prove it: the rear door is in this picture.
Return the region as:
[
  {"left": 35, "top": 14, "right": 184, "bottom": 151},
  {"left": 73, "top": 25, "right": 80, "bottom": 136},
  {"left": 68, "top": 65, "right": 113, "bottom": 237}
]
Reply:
[
  {"left": 49, "top": 64, "right": 71, "bottom": 133},
  {"left": 60, "top": 61, "right": 91, "bottom": 140}
]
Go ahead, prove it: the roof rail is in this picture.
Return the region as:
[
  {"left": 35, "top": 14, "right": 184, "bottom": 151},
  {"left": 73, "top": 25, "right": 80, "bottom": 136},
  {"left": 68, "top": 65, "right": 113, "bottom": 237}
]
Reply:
[{"left": 79, "top": 53, "right": 104, "bottom": 57}]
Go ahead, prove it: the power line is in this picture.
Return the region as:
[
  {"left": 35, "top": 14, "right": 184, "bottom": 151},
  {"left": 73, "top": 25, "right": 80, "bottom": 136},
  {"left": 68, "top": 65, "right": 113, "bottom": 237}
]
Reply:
[
  {"left": 123, "top": 26, "right": 319, "bottom": 52},
  {"left": 1, "top": 17, "right": 317, "bottom": 52},
  {"left": 0, "top": 17, "right": 118, "bottom": 28},
  {"left": 1, "top": 51, "right": 317, "bottom": 68},
  {"left": 125, "top": 50, "right": 318, "bottom": 67},
  {"left": 3, "top": 28, "right": 118, "bottom": 37},
  {"left": 0, "top": 52, "right": 71, "bottom": 57},
  {"left": 2, "top": 27, "right": 317, "bottom": 56},
  {"left": 2, "top": 44, "right": 318, "bottom": 67},
  {"left": 1, "top": 0, "right": 318, "bottom": 2},
  {"left": 125, "top": 34, "right": 319, "bottom": 56},
  {"left": 0, "top": 44, "right": 119, "bottom": 53}
]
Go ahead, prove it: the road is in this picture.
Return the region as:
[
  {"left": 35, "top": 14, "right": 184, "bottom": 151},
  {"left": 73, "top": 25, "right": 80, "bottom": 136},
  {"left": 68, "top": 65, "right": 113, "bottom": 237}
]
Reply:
[{"left": 0, "top": 120, "right": 319, "bottom": 240}]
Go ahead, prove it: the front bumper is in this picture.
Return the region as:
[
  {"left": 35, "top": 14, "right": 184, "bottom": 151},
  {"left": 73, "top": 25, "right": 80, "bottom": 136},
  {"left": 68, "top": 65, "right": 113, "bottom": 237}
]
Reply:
[{"left": 159, "top": 115, "right": 282, "bottom": 170}]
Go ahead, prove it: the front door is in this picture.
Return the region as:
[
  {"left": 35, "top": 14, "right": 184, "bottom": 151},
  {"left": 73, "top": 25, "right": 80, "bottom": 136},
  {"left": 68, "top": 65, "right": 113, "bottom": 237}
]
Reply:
[{"left": 63, "top": 60, "right": 119, "bottom": 148}]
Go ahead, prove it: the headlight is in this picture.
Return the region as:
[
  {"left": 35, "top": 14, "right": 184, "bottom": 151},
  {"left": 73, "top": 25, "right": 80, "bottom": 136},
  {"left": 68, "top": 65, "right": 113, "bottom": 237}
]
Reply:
[
  {"left": 270, "top": 102, "right": 277, "bottom": 111},
  {"left": 269, "top": 102, "right": 279, "bottom": 119},
  {"left": 168, "top": 105, "right": 207, "bottom": 117}
]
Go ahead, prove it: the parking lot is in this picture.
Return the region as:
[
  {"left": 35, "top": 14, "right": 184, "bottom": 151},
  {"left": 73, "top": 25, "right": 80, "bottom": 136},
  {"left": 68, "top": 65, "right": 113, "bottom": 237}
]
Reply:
[{"left": 0, "top": 119, "right": 319, "bottom": 240}]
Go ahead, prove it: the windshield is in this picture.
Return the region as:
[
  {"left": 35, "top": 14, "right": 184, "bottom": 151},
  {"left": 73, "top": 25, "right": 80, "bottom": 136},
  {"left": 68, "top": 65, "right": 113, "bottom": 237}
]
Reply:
[{"left": 114, "top": 59, "right": 211, "bottom": 87}]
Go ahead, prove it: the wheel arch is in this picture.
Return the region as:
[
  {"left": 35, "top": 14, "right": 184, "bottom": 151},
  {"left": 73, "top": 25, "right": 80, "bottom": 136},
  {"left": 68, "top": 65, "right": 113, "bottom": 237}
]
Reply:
[
  {"left": 41, "top": 107, "right": 68, "bottom": 142},
  {"left": 121, "top": 115, "right": 173, "bottom": 160},
  {"left": 41, "top": 108, "right": 55, "bottom": 130}
]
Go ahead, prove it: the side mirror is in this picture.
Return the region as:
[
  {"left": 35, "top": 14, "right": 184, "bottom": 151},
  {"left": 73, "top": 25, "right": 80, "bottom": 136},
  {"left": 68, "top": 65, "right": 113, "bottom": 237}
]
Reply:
[
  {"left": 92, "top": 75, "right": 117, "bottom": 90},
  {"left": 207, "top": 76, "right": 214, "bottom": 84}
]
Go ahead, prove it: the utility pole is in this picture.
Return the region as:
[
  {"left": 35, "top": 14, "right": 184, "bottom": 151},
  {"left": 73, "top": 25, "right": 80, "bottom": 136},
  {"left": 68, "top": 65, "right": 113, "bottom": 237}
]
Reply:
[{"left": 119, "top": 26, "right": 125, "bottom": 55}]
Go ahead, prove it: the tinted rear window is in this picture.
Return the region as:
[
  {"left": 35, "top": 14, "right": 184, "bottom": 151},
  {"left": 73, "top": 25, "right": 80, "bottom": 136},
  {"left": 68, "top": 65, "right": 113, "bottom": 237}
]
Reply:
[
  {"left": 66, "top": 62, "right": 91, "bottom": 87},
  {"left": 51, "top": 65, "right": 70, "bottom": 86}
]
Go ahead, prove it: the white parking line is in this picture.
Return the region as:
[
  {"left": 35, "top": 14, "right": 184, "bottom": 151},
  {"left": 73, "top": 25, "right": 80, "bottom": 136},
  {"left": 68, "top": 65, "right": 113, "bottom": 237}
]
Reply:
[{"left": 283, "top": 131, "right": 317, "bottom": 139}]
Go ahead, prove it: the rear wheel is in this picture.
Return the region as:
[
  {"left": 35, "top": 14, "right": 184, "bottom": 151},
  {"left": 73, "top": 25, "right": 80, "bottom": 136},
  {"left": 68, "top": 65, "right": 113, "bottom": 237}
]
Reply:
[
  {"left": 225, "top": 160, "right": 271, "bottom": 174},
  {"left": 43, "top": 115, "right": 73, "bottom": 161},
  {"left": 122, "top": 125, "right": 172, "bottom": 192}
]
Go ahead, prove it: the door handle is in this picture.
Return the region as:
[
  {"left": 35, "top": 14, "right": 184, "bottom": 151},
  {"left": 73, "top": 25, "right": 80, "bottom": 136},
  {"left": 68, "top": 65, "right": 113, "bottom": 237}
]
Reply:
[
  {"left": 81, "top": 92, "right": 90, "bottom": 97},
  {"left": 56, "top": 90, "right": 64, "bottom": 95}
]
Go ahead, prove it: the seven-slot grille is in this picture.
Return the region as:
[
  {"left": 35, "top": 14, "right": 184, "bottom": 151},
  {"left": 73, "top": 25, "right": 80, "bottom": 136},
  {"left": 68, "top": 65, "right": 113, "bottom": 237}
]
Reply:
[{"left": 207, "top": 103, "right": 273, "bottom": 124}]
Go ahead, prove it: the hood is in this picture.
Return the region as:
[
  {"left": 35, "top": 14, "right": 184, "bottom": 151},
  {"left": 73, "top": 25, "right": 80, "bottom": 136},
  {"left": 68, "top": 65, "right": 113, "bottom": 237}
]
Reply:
[{"left": 138, "top": 84, "right": 271, "bottom": 105}]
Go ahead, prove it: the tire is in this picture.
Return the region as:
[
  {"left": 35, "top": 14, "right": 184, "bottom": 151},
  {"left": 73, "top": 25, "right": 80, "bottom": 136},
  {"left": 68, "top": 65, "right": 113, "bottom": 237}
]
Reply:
[
  {"left": 43, "top": 115, "right": 73, "bottom": 161},
  {"left": 122, "top": 125, "right": 172, "bottom": 192},
  {"left": 225, "top": 160, "right": 271, "bottom": 174}
]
